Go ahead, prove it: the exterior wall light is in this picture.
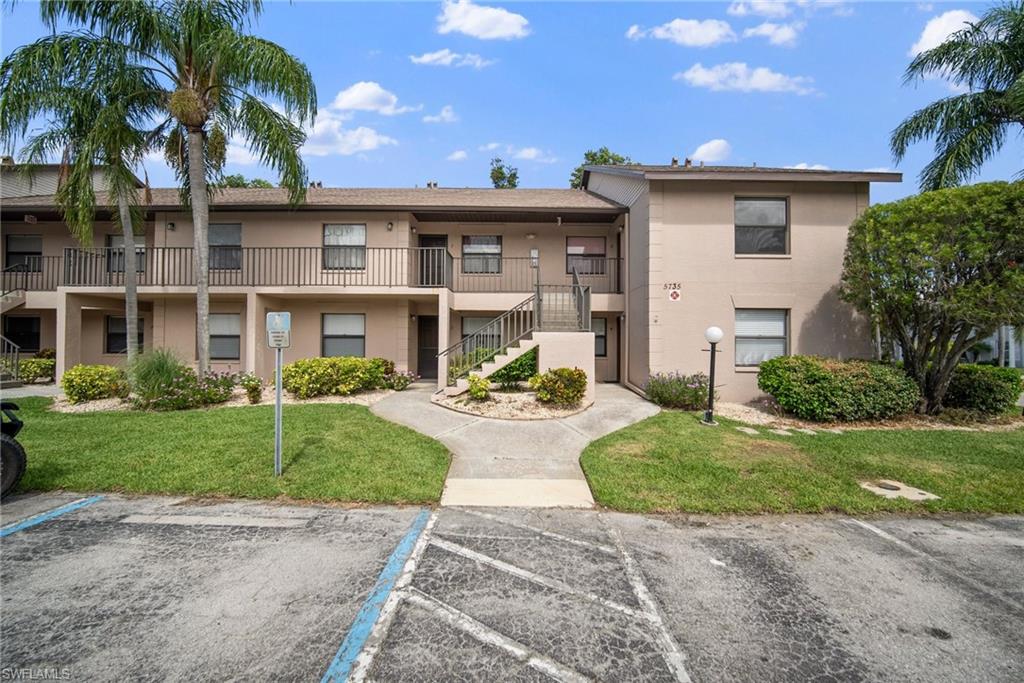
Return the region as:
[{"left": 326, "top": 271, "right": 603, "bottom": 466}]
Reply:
[
  {"left": 387, "top": 222, "right": 394, "bottom": 231},
  {"left": 701, "top": 326, "right": 724, "bottom": 426}
]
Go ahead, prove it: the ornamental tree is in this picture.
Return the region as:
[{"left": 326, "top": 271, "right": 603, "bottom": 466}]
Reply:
[{"left": 840, "top": 181, "right": 1024, "bottom": 414}]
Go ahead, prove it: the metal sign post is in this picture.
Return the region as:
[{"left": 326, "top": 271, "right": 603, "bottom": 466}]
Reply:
[{"left": 266, "top": 312, "right": 292, "bottom": 476}]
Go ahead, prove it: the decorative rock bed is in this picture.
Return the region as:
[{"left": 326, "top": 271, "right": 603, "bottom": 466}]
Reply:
[
  {"left": 50, "top": 386, "right": 393, "bottom": 414},
  {"left": 431, "top": 390, "right": 589, "bottom": 420}
]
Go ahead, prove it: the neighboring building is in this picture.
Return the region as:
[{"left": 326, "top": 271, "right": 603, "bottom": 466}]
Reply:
[
  {"left": 0, "top": 163, "right": 900, "bottom": 401},
  {"left": 970, "top": 326, "right": 1023, "bottom": 368},
  {"left": 1, "top": 157, "right": 143, "bottom": 199}
]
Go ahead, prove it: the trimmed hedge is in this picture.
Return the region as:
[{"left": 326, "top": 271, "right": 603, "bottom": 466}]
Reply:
[
  {"left": 758, "top": 356, "right": 920, "bottom": 422},
  {"left": 944, "top": 364, "right": 1023, "bottom": 415},
  {"left": 281, "top": 356, "right": 399, "bottom": 399},
  {"left": 530, "top": 367, "right": 588, "bottom": 407},
  {"left": 62, "top": 364, "right": 129, "bottom": 404}
]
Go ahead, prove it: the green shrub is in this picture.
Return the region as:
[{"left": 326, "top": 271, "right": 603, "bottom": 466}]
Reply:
[
  {"left": 34, "top": 348, "right": 56, "bottom": 359},
  {"left": 467, "top": 374, "right": 490, "bottom": 401},
  {"left": 19, "top": 358, "right": 56, "bottom": 383},
  {"left": 944, "top": 364, "right": 1023, "bottom": 415},
  {"left": 383, "top": 370, "right": 416, "bottom": 391},
  {"left": 238, "top": 373, "right": 264, "bottom": 404},
  {"left": 129, "top": 349, "right": 187, "bottom": 405},
  {"left": 645, "top": 372, "right": 712, "bottom": 409},
  {"left": 758, "top": 356, "right": 920, "bottom": 422},
  {"left": 281, "top": 357, "right": 390, "bottom": 399},
  {"left": 530, "top": 367, "right": 588, "bottom": 407},
  {"left": 134, "top": 369, "right": 237, "bottom": 411},
  {"left": 62, "top": 364, "right": 129, "bottom": 404},
  {"left": 489, "top": 347, "right": 537, "bottom": 389}
]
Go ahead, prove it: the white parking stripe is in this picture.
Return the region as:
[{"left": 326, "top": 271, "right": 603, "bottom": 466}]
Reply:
[
  {"left": 346, "top": 511, "right": 438, "bottom": 682},
  {"left": 431, "top": 538, "right": 645, "bottom": 621},
  {"left": 604, "top": 522, "right": 693, "bottom": 683},
  {"left": 405, "top": 588, "right": 591, "bottom": 683},
  {"left": 457, "top": 509, "right": 617, "bottom": 555}
]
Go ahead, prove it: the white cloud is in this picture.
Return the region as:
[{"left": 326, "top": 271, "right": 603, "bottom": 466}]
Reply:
[
  {"left": 423, "top": 105, "right": 459, "bottom": 124},
  {"left": 331, "top": 81, "right": 420, "bottom": 116},
  {"left": 727, "top": 1, "right": 791, "bottom": 18},
  {"left": 437, "top": 0, "right": 530, "bottom": 40},
  {"left": 626, "top": 19, "right": 736, "bottom": 47},
  {"left": 743, "top": 21, "right": 803, "bottom": 47},
  {"left": 478, "top": 142, "right": 502, "bottom": 151},
  {"left": 691, "top": 139, "right": 732, "bottom": 162},
  {"left": 302, "top": 109, "right": 397, "bottom": 156},
  {"left": 409, "top": 48, "right": 495, "bottom": 69},
  {"left": 916, "top": 3, "right": 934, "bottom": 12},
  {"left": 676, "top": 62, "right": 816, "bottom": 95},
  {"left": 226, "top": 138, "right": 260, "bottom": 165},
  {"left": 910, "top": 9, "right": 977, "bottom": 56},
  {"left": 862, "top": 166, "right": 894, "bottom": 173},
  {"left": 447, "top": 150, "right": 469, "bottom": 161},
  {"left": 511, "top": 146, "right": 557, "bottom": 163},
  {"left": 785, "top": 162, "right": 830, "bottom": 170}
]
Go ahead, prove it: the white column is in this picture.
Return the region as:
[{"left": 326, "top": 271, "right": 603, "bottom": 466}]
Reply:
[
  {"left": 55, "top": 292, "right": 82, "bottom": 381},
  {"left": 245, "top": 292, "right": 259, "bottom": 374},
  {"left": 436, "top": 289, "right": 450, "bottom": 391}
]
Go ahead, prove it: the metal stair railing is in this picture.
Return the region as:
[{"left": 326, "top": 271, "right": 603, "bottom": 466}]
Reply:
[
  {"left": 437, "top": 294, "right": 537, "bottom": 385},
  {"left": 1, "top": 335, "right": 21, "bottom": 383}
]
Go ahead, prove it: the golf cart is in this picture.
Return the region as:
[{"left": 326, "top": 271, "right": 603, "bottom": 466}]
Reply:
[{"left": 1, "top": 402, "right": 26, "bottom": 499}]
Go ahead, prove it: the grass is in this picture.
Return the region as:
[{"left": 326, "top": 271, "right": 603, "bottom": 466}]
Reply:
[
  {"left": 580, "top": 411, "right": 1024, "bottom": 514},
  {"left": 10, "top": 398, "right": 449, "bottom": 504}
]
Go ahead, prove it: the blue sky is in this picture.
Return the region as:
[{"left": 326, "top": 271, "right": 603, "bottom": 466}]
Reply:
[{"left": 2, "top": 1, "right": 1020, "bottom": 203}]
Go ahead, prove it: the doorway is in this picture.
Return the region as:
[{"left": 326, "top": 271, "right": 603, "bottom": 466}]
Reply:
[
  {"left": 417, "top": 315, "right": 439, "bottom": 379},
  {"left": 418, "top": 234, "right": 448, "bottom": 287}
]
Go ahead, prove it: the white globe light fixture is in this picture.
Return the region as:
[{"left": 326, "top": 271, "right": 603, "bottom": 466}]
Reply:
[{"left": 701, "top": 326, "right": 724, "bottom": 426}]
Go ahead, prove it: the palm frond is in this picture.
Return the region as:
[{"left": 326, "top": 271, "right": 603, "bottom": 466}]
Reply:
[{"left": 233, "top": 96, "right": 308, "bottom": 204}]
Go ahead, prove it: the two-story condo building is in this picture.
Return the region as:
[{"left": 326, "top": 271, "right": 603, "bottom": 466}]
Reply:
[{"left": 0, "top": 162, "right": 900, "bottom": 400}]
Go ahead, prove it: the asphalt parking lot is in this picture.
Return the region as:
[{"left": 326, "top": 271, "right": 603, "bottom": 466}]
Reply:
[{"left": 2, "top": 493, "right": 1022, "bottom": 682}]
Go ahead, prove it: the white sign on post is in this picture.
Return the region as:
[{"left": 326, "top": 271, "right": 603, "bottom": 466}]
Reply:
[{"left": 266, "top": 312, "right": 291, "bottom": 477}]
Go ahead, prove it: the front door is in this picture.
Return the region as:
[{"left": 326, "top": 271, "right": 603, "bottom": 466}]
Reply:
[
  {"left": 417, "top": 315, "right": 439, "bottom": 379},
  {"left": 418, "top": 234, "right": 448, "bottom": 286}
]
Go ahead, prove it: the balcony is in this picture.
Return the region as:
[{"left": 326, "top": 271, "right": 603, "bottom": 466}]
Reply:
[{"left": 1, "top": 248, "right": 623, "bottom": 294}]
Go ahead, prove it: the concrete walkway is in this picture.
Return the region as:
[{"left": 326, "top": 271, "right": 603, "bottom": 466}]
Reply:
[{"left": 372, "top": 383, "right": 659, "bottom": 508}]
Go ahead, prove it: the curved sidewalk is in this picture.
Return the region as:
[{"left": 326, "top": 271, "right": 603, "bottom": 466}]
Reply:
[{"left": 371, "top": 383, "right": 659, "bottom": 508}]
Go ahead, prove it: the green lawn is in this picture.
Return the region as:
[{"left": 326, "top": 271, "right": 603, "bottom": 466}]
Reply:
[
  {"left": 10, "top": 398, "right": 449, "bottom": 504},
  {"left": 581, "top": 411, "right": 1024, "bottom": 514}
]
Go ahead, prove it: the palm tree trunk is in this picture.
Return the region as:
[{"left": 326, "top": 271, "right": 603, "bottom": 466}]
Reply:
[
  {"left": 117, "top": 195, "right": 139, "bottom": 368},
  {"left": 187, "top": 129, "right": 210, "bottom": 376}
]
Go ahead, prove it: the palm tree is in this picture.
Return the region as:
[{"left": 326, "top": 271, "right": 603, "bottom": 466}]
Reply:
[
  {"left": 39, "top": 0, "right": 317, "bottom": 375},
  {"left": 891, "top": 2, "right": 1024, "bottom": 190},
  {"left": 1, "top": 35, "right": 162, "bottom": 367}
]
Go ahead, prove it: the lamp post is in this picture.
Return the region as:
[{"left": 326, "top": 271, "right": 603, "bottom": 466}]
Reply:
[{"left": 701, "top": 326, "right": 723, "bottom": 426}]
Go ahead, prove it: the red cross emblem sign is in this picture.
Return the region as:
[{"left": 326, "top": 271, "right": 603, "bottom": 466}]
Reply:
[{"left": 668, "top": 290, "right": 681, "bottom": 302}]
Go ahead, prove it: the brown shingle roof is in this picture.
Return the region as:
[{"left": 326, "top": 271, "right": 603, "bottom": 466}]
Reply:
[{"left": 1, "top": 186, "right": 624, "bottom": 212}]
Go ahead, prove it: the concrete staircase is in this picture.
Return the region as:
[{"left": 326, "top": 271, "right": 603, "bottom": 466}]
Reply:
[
  {"left": 1, "top": 289, "right": 25, "bottom": 314},
  {"left": 444, "top": 337, "right": 539, "bottom": 397}
]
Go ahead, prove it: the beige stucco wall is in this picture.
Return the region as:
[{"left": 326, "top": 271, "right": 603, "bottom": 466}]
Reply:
[
  {"left": 533, "top": 331, "right": 596, "bottom": 405},
  {"left": 644, "top": 179, "right": 873, "bottom": 401}
]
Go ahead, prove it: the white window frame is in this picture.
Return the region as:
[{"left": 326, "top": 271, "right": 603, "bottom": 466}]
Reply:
[
  {"left": 735, "top": 197, "right": 789, "bottom": 256},
  {"left": 209, "top": 313, "right": 241, "bottom": 360},
  {"left": 321, "top": 313, "right": 366, "bottom": 357},
  {"left": 735, "top": 309, "right": 788, "bottom": 367},
  {"left": 323, "top": 224, "right": 367, "bottom": 270}
]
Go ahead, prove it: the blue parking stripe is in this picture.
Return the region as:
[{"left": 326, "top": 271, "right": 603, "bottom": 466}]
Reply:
[
  {"left": 0, "top": 496, "right": 104, "bottom": 538},
  {"left": 321, "top": 508, "right": 431, "bottom": 683}
]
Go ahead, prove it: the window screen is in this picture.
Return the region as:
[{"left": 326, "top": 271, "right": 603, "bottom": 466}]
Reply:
[
  {"left": 322, "top": 314, "right": 365, "bottom": 357},
  {"left": 592, "top": 317, "right": 607, "bottom": 357},
  {"left": 5, "top": 235, "right": 42, "bottom": 271},
  {"left": 735, "top": 309, "right": 787, "bottom": 366},
  {"left": 462, "top": 236, "right": 502, "bottom": 274},
  {"left": 323, "top": 224, "right": 367, "bottom": 269},
  {"left": 735, "top": 198, "right": 787, "bottom": 255},
  {"left": 210, "top": 224, "right": 242, "bottom": 269},
  {"left": 566, "top": 237, "right": 606, "bottom": 274},
  {"left": 209, "top": 313, "right": 241, "bottom": 360},
  {"left": 105, "top": 316, "right": 144, "bottom": 354}
]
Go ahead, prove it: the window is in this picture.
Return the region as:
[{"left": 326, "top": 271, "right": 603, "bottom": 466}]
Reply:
[
  {"left": 593, "top": 317, "right": 607, "bottom": 357},
  {"left": 5, "top": 235, "right": 42, "bottom": 271},
  {"left": 462, "top": 236, "right": 502, "bottom": 274},
  {"left": 323, "top": 224, "right": 366, "bottom": 270},
  {"left": 735, "top": 198, "right": 788, "bottom": 255},
  {"left": 735, "top": 309, "right": 787, "bottom": 366},
  {"left": 210, "top": 313, "right": 241, "bottom": 360},
  {"left": 2, "top": 316, "right": 40, "bottom": 351},
  {"left": 462, "top": 316, "right": 501, "bottom": 351},
  {"left": 209, "top": 223, "right": 242, "bottom": 269},
  {"left": 566, "top": 236, "right": 606, "bottom": 274},
  {"left": 105, "top": 234, "right": 146, "bottom": 273},
  {"left": 105, "top": 316, "right": 144, "bottom": 354},
  {"left": 322, "top": 314, "right": 365, "bottom": 357}
]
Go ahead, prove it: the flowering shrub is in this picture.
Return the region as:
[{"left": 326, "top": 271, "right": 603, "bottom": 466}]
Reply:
[
  {"left": 282, "top": 357, "right": 396, "bottom": 399},
  {"left": 530, "top": 367, "right": 588, "bottom": 407},
  {"left": 645, "top": 372, "right": 712, "bottom": 410},
  {"left": 383, "top": 370, "right": 417, "bottom": 391},
  {"left": 467, "top": 374, "right": 490, "bottom": 401},
  {"left": 61, "top": 365, "right": 129, "bottom": 404},
  {"left": 19, "top": 358, "right": 56, "bottom": 383},
  {"left": 238, "top": 372, "right": 264, "bottom": 404}
]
